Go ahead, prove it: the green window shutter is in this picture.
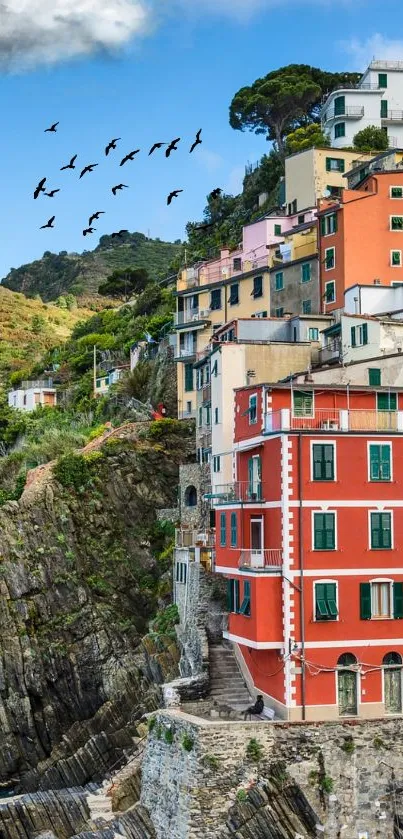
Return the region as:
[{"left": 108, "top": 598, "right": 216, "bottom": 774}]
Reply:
[
  {"left": 326, "top": 583, "right": 338, "bottom": 617},
  {"left": 220, "top": 513, "right": 226, "bottom": 547},
  {"left": 239, "top": 580, "right": 251, "bottom": 616},
  {"left": 381, "top": 99, "right": 388, "bottom": 118},
  {"left": 377, "top": 392, "right": 397, "bottom": 411},
  {"left": 371, "top": 512, "right": 381, "bottom": 548},
  {"left": 184, "top": 363, "right": 194, "bottom": 392},
  {"left": 333, "top": 213, "right": 338, "bottom": 232},
  {"left": 351, "top": 326, "right": 356, "bottom": 347},
  {"left": 339, "top": 160, "right": 345, "bottom": 174},
  {"left": 314, "top": 513, "right": 335, "bottom": 550},
  {"left": 381, "top": 513, "right": 392, "bottom": 548},
  {"left": 313, "top": 445, "right": 324, "bottom": 480},
  {"left": 368, "top": 368, "right": 381, "bottom": 386},
  {"left": 314, "top": 514, "right": 324, "bottom": 549},
  {"left": 362, "top": 323, "right": 368, "bottom": 345},
  {"left": 369, "top": 445, "right": 381, "bottom": 480},
  {"left": 234, "top": 580, "right": 240, "bottom": 613},
  {"left": 313, "top": 444, "right": 334, "bottom": 481},
  {"left": 302, "top": 263, "right": 311, "bottom": 282},
  {"left": 360, "top": 583, "right": 372, "bottom": 619},
  {"left": 230, "top": 513, "right": 237, "bottom": 547},
  {"left": 325, "top": 158, "right": 331, "bottom": 172},
  {"left": 274, "top": 224, "right": 282, "bottom": 236},
  {"left": 393, "top": 582, "right": 403, "bottom": 619},
  {"left": 248, "top": 457, "right": 253, "bottom": 493},
  {"left": 324, "top": 514, "right": 335, "bottom": 549},
  {"left": 315, "top": 583, "right": 328, "bottom": 619},
  {"left": 379, "top": 73, "right": 388, "bottom": 88},
  {"left": 334, "top": 96, "right": 345, "bottom": 116},
  {"left": 380, "top": 446, "right": 391, "bottom": 480},
  {"left": 320, "top": 216, "right": 326, "bottom": 235}
]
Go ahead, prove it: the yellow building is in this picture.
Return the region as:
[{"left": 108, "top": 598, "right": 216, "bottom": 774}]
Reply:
[
  {"left": 175, "top": 252, "right": 270, "bottom": 418},
  {"left": 285, "top": 147, "right": 376, "bottom": 214}
]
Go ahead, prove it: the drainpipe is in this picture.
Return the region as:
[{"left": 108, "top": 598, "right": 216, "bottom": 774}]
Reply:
[{"left": 298, "top": 432, "right": 306, "bottom": 720}]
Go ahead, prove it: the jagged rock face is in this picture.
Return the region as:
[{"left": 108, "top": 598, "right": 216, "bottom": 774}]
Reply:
[{"left": 0, "top": 431, "right": 186, "bottom": 791}]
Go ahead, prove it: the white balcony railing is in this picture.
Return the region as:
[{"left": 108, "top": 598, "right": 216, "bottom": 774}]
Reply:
[
  {"left": 325, "top": 106, "right": 364, "bottom": 122},
  {"left": 238, "top": 549, "right": 283, "bottom": 571},
  {"left": 176, "top": 309, "right": 200, "bottom": 325},
  {"left": 211, "top": 481, "right": 265, "bottom": 504},
  {"left": 383, "top": 110, "right": 403, "bottom": 122},
  {"left": 176, "top": 347, "right": 196, "bottom": 359},
  {"left": 265, "top": 408, "right": 402, "bottom": 434}
]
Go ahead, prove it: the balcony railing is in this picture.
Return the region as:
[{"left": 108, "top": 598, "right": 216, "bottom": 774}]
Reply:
[
  {"left": 176, "top": 347, "right": 197, "bottom": 360},
  {"left": 238, "top": 549, "right": 283, "bottom": 571},
  {"left": 265, "top": 408, "right": 402, "bottom": 434},
  {"left": 370, "top": 60, "right": 403, "bottom": 70},
  {"left": 178, "top": 408, "right": 196, "bottom": 420},
  {"left": 175, "top": 528, "right": 216, "bottom": 548},
  {"left": 324, "top": 106, "right": 364, "bottom": 122},
  {"left": 202, "top": 384, "right": 211, "bottom": 403},
  {"left": 176, "top": 309, "right": 200, "bottom": 325},
  {"left": 21, "top": 378, "right": 54, "bottom": 389},
  {"left": 313, "top": 338, "right": 342, "bottom": 366},
  {"left": 211, "top": 481, "right": 265, "bottom": 504},
  {"left": 382, "top": 110, "right": 403, "bottom": 122}
]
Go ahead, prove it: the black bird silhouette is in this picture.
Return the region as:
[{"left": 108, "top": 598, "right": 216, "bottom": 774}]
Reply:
[
  {"left": 190, "top": 129, "right": 202, "bottom": 153},
  {"left": 34, "top": 177, "right": 47, "bottom": 199},
  {"left": 165, "top": 138, "right": 181, "bottom": 158},
  {"left": 88, "top": 211, "right": 105, "bottom": 225},
  {"left": 83, "top": 227, "right": 95, "bottom": 236},
  {"left": 120, "top": 150, "right": 140, "bottom": 166},
  {"left": 112, "top": 184, "right": 128, "bottom": 195},
  {"left": 44, "top": 122, "right": 59, "bottom": 133},
  {"left": 79, "top": 164, "right": 98, "bottom": 178},
  {"left": 210, "top": 188, "right": 221, "bottom": 199},
  {"left": 40, "top": 215, "right": 55, "bottom": 229},
  {"left": 45, "top": 189, "right": 60, "bottom": 198},
  {"left": 60, "top": 154, "right": 77, "bottom": 171},
  {"left": 167, "top": 189, "right": 183, "bottom": 205},
  {"left": 111, "top": 229, "right": 129, "bottom": 238},
  {"left": 105, "top": 138, "right": 121, "bottom": 156},
  {"left": 195, "top": 222, "right": 215, "bottom": 231},
  {"left": 149, "top": 142, "right": 166, "bottom": 155}
]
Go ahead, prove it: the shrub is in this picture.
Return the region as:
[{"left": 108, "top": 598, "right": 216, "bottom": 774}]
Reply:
[
  {"left": 164, "top": 727, "right": 174, "bottom": 744},
  {"left": 246, "top": 738, "right": 264, "bottom": 763},
  {"left": 53, "top": 453, "right": 92, "bottom": 490},
  {"left": 236, "top": 788, "right": 248, "bottom": 802},
  {"left": 148, "top": 716, "right": 156, "bottom": 732},
  {"left": 202, "top": 754, "right": 220, "bottom": 770},
  {"left": 341, "top": 737, "right": 355, "bottom": 754},
  {"left": 182, "top": 733, "right": 194, "bottom": 752},
  {"left": 320, "top": 776, "right": 334, "bottom": 794},
  {"left": 150, "top": 604, "right": 179, "bottom": 637}
]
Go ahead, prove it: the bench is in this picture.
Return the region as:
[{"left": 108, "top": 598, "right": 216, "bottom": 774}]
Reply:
[{"left": 247, "top": 706, "right": 275, "bottom": 721}]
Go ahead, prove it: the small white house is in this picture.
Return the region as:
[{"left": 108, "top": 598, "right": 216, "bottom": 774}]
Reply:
[
  {"left": 94, "top": 365, "right": 128, "bottom": 397},
  {"left": 8, "top": 380, "right": 57, "bottom": 412}
]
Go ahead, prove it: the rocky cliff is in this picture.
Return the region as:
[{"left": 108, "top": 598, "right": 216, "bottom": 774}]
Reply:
[{"left": 0, "top": 422, "right": 191, "bottom": 792}]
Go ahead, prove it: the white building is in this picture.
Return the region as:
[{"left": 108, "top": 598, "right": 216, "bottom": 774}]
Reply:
[
  {"left": 345, "top": 283, "right": 403, "bottom": 318},
  {"left": 94, "top": 365, "right": 128, "bottom": 397},
  {"left": 322, "top": 60, "right": 403, "bottom": 150},
  {"left": 8, "top": 379, "right": 57, "bottom": 412}
]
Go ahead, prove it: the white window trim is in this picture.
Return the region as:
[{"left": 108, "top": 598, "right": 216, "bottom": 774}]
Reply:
[
  {"left": 390, "top": 249, "right": 402, "bottom": 267},
  {"left": 367, "top": 441, "right": 393, "bottom": 482},
  {"left": 368, "top": 509, "right": 394, "bottom": 551},
  {"left": 310, "top": 440, "right": 337, "bottom": 482},
  {"left": 324, "top": 279, "right": 336, "bottom": 303},
  {"left": 249, "top": 393, "right": 258, "bottom": 425},
  {"left": 369, "top": 577, "right": 394, "bottom": 620},
  {"left": 313, "top": 578, "right": 339, "bottom": 623},
  {"left": 292, "top": 389, "right": 315, "bottom": 419},
  {"left": 325, "top": 247, "right": 336, "bottom": 271},
  {"left": 311, "top": 509, "right": 338, "bottom": 551},
  {"left": 308, "top": 327, "right": 319, "bottom": 341},
  {"left": 390, "top": 186, "right": 403, "bottom": 199},
  {"left": 390, "top": 215, "right": 403, "bottom": 231}
]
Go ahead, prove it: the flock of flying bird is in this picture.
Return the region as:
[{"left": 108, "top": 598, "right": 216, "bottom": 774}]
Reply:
[{"left": 34, "top": 122, "right": 206, "bottom": 237}]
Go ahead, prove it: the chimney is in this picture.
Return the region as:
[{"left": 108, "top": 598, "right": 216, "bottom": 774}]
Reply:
[{"left": 354, "top": 296, "right": 359, "bottom": 315}]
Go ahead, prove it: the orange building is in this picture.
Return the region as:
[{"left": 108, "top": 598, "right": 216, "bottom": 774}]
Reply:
[
  {"left": 214, "top": 381, "right": 403, "bottom": 720},
  {"left": 318, "top": 172, "right": 403, "bottom": 312}
]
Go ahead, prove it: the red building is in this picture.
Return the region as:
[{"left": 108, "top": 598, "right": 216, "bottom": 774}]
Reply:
[{"left": 214, "top": 382, "right": 403, "bottom": 720}]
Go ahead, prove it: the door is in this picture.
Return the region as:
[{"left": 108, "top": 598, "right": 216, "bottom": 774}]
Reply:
[
  {"left": 248, "top": 455, "right": 262, "bottom": 500},
  {"left": 250, "top": 518, "right": 263, "bottom": 568},
  {"left": 334, "top": 95, "right": 345, "bottom": 116},
  {"left": 338, "top": 670, "right": 358, "bottom": 716},
  {"left": 384, "top": 668, "right": 402, "bottom": 714}
]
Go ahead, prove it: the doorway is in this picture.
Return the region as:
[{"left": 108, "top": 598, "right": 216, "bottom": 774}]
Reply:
[
  {"left": 337, "top": 653, "right": 358, "bottom": 716},
  {"left": 383, "top": 652, "right": 402, "bottom": 714},
  {"left": 250, "top": 517, "right": 263, "bottom": 568}
]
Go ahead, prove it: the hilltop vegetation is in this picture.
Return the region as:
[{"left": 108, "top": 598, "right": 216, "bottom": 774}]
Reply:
[{"left": 2, "top": 232, "right": 181, "bottom": 301}]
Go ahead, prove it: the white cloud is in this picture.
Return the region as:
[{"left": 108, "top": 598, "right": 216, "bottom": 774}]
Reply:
[
  {"left": 341, "top": 34, "right": 403, "bottom": 71},
  {"left": 224, "top": 164, "right": 245, "bottom": 195},
  {"left": 0, "top": 0, "right": 150, "bottom": 69}
]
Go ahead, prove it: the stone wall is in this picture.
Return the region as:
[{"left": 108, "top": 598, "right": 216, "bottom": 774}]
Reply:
[
  {"left": 178, "top": 463, "right": 211, "bottom": 530},
  {"left": 141, "top": 709, "right": 403, "bottom": 839},
  {"left": 175, "top": 563, "right": 226, "bottom": 677}
]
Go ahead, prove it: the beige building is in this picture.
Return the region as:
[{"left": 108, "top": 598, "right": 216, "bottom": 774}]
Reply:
[{"left": 285, "top": 147, "right": 376, "bottom": 214}]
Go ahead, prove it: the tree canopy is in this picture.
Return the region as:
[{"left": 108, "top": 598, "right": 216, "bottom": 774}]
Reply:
[
  {"left": 98, "top": 267, "right": 150, "bottom": 301},
  {"left": 353, "top": 125, "right": 389, "bottom": 152},
  {"left": 229, "top": 64, "right": 361, "bottom": 157},
  {"left": 285, "top": 123, "right": 330, "bottom": 155}
]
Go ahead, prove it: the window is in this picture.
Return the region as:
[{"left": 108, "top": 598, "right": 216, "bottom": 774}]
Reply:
[
  {"left": 360, "top": 581, "right": 403, "bottom": 619},
  {"left": 213, "top": 455, "right": 221, "bottom": 473},
  {"left": 184, "top": 485, "right": 197, "bottom": 507},
  {"left": 369, "top": 444, "right": 391, "bottom": 481},
  {"left": 350, "top": 323, "right": 368, "bottom": 347},
  {"left": 391, "top": 216, "right": 403, "bottom": 231},
  {"left": 298, "top": 214, "right": 305, "bottom": 225},
  {"left": 302, "top": 299, "right": 312, "bottom": 314},
  {"left": 220, "top": 512, "right": 226, "bottom": 546},
  {"left": 176, "top": 562, "right": 187, "bottom": 584},
  {"left": 391, "top": 187, "right": 403, "bottom": 199},
  {"left": 308, "top": 327, "right": 319, "bottom": 341},
  {"left": 206, "top": 405, "right": 211, "bottom": 426},
  {"left": 368, "top": 368, "right": 381, "bottom": 386},
  {"left": 292, "top": 199, "right": 297, "bottom": 214},
  {"left": 315, "top": 582, "right": 338, "bottom": 621},
  {"left": 379, "top": 73, "right": 388, "bottom": 88},
  {"left": 275, "top": 271, "right": 284, "bottom": 290},
  {"left": 248, "top": 455, "right": 262, "bottom": 500},
  {"left": 320, "top": 213, "right": 338, "bottom": 236},
  {"left": 252, "top": 276, "right": 263, "bottom": 298},
  {"left": 275, "top": 307, "right": 284, "bottom": 317},
  {"left": 381, "top": 99, "right": 388, "bottom": 118},
  {"left": 254, "top": 310, "right": 268, "bottom": 318},
  {"left": 293, "top": 390, "right": 313, "bottom": 417},
  {"left": 211, "top": 288, "right": 222, "bottom": 310},
  {"left": 186, "top": 401, "right": 192, "bottom": 414},
  {"left": 377, "top": 392, "right": 397, "bottom": 411},
  {"left": 334, "top": 123, "right": 346, "bottom": 139},
  {"left": 370, "top": 512, "right": 392, "bottom": 549},
  {"left": 198, "top": 407, "right": 202, "bottom": 426},
  {"left": 334, "top": 95, "right": 345, "bottom": 116},
  {"left": 391, "top": 250, "right": 402, "bottom": 266},
  {"left": 248, "top": 394, "right": 257, "bottom": 425},
  {"left": 239, "top": 580, "right": 251, "bottom": 616},
  {"left": 312, "top": 444, "right": 335, "bottom": 481},
  {"left": 327, "top": 185, "right": 343, "bottom": 198},
  {"left": 211, "top": 359, "right": 218, "bottom": 377},
  {"left": 325, "top": 281, "right": 336, "bottom": 303},
  {"left": 230, "top": 512, "right": 237, "bottom": 547},
  {"left": 227, "top": 579, "right": 240, "bottom": 613},
  {"left": 325, "top": 247, "right": 335, "bottom": 270},
  {"left": 233, "top": 257, "right": 242, "bottom": 271},
  {"left": 301, "top": 262, "right": 311, "bottom": 283},
  {"left": 313, "top": 512, "right": 336, "bottom": 550},
  {"left": 229, "top": 283, "right": 239, "bottom": 305},
  {"left": 274, "top": 224, "right": 282, "bottom": 236},
  {"left": 326, "top": 157, "right": 345, "bottom": 173},
  {"left": 184, "top": 363, "right": 193, "bottom": 392}
]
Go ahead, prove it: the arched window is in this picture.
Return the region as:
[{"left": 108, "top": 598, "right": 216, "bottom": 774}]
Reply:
[
  {"left": 184, "top": 485, "right": 197, "bottom": 507},
  {"left": 383, "top": 652, "right": 402, "bottom": 666},
  {"left": 337, "top": 653, "right": 357, "bottom": 667}
]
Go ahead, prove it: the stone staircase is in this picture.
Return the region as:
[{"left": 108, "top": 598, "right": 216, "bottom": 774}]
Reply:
[{"left": 208, "top": 641, "right": 253, "bottom": 712}]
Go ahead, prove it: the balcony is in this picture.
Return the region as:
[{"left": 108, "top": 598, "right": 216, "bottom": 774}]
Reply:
[
  {"left": 264, "top": 408, "right": 402, "bottom": 434},
  {"left": 238, "top": 549, "right": 283, "bottom": 572},
  {"left": 21, "top": 378, "right": 54, "bottom": 389},
  {"left": 175, "top": 528, "right": 216, "bottom": 548},
  {"left": 382, "top": 110, "right": 403, "bottom": 123},
  {"left": 211, "top": 481, "right": 265, "bottom": 504},
  {"left": 175, "top": 348, "right": 197, "bottom": 361},
  {"left": 313, "top": 338, "right": 342, "bottom": 366},
  {"left": 175, "top": 309, "right": 211, "bottom": 326},
  {"left": 324, "top": 105, "right": 364, "bottom": 122},
  {"left": 202, "top": 384, "right": 211, "bottom": 403},
  {"left": 178, "top": 408, "right": 196, "bottom": 419}
]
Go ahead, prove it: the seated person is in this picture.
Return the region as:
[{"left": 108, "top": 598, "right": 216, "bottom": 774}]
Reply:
[{"left": 243, "top": 694, "right": 264, "bottom": 720}]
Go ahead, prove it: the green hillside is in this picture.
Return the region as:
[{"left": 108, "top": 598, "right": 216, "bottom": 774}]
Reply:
[{"left": 1, "top": 232, "right": 181, "bottom": 302}]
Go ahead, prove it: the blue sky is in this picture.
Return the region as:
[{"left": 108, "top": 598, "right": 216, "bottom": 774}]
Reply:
[{"left": 0, "top": 0, "right": 402, "bottom": 278}]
